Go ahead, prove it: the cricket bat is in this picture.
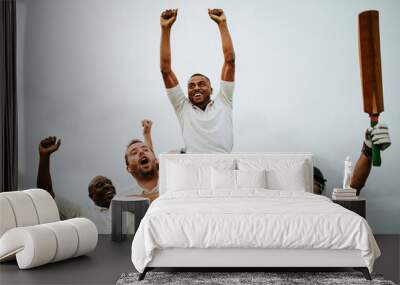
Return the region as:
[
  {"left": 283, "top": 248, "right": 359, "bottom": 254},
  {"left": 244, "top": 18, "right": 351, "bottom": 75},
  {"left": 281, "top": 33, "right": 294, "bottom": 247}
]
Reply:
[{"left": 358, "top": 10, "right": 384, "bottom": 166}]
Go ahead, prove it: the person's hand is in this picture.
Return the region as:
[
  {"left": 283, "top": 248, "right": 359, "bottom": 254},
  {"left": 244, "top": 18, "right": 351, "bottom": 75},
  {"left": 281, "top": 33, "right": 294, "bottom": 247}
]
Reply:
[
  {"left": 160, "top": 9, "right": 177, "bottom": 28},
  {"left": 364, "top": 123, "right": 391, "bottom": 151},
  {"left": 142, "top": 119, "right": 153, "bottom": 135},
  {"left": 208, "top": 8, "right": 226, "bottom": 24},
  {"left": 39, "top": 136, "right": 61, "bottom": 157}
]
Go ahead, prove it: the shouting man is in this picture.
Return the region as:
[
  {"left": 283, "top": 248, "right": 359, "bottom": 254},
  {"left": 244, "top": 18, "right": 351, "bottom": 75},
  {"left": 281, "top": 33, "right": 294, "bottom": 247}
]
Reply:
[
  {"left": 125, "top": 120, "right": 159, "bottom": 202},
  {"left": 84, "top": 119, "right": 158, "bottom": 233},
  {"left": 160, "top": 9, "right": 236, "bottom": 153}
]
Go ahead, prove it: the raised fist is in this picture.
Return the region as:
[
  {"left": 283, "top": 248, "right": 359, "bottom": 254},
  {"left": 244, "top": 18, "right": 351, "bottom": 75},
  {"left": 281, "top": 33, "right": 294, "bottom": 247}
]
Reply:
[
  {"left": 39, "top": 136, "right": 61, "bottom": 157},
  {"left": 160, "top": 9, "right": 178, "bottom": 28},
  {"left": 142, "top": 119, "right": 153, "bottom": 135},
  {"left": 208, "top": 8, "right": 226, "bottom": 24}
]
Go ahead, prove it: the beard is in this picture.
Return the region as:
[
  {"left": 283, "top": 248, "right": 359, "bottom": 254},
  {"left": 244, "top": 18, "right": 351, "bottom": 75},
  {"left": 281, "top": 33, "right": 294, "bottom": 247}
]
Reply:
[{"left": 132, "top": 165, "right": 157, "bottom": 181}]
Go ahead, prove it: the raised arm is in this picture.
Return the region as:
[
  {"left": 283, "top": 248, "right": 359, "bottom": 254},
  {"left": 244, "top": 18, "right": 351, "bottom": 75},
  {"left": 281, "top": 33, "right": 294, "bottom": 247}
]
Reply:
[
  {"left": 36, "top": 136, "right": 61, "bottom": 198},
  {"left": 350, "top": 152, "right": 372, "bottom": 195},
  {"left": 351, "top": 124, "right": 391, "bottom": 195},
  {"left": 142, "top": 119, "right": 154, "bottom": 152},
  {"left": 209, "top": 9, "right": 235, "bottom": 82},
  {"left": 160, "top": 9, "right": 179, "bottom": 88}
]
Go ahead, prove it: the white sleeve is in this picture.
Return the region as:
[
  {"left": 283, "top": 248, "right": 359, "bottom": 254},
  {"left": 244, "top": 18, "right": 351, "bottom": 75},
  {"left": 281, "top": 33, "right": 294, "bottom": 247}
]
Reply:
[
  {"left": 166, "top": 84, "right": 186, "bottom": 115},
  {"left": 217, "top": 80, "right": 235, "bottom": 107}
]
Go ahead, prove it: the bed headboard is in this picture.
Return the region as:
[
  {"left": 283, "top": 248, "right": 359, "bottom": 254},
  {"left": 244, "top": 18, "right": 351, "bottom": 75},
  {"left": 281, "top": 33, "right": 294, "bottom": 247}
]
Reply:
[{"left": 159, "top": 152, "right": 313, "bottom": 194}]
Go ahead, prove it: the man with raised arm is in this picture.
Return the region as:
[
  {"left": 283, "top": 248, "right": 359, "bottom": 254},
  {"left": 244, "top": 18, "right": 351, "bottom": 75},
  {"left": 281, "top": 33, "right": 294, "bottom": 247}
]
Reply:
[
  {"left": 312, "top": 124, "right": 391, "bottom": 195},
  {"left": 160, "top": 8, "right": 235, "bottom": 153},
  {"left": 350, "top": 123, "right": 391, "bottom": 195},
  {"left": 37, "top": 136, "right": 61, "bottom": 199},
  {"left": 125, "top": 119, "right": 159, "bottom": 203},
  {"left": 36, "top": 136, "right": 79, "bottom": 219},
  {"left": 84, "top": 119, "right": 158, "bottom": 234}
]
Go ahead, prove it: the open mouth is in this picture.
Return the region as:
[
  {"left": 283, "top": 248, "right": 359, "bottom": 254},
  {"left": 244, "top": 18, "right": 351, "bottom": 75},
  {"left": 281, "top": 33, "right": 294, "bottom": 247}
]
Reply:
[
  {"left": 193, "top": 93, "right": 203, "bottom": 99},
  {"left": 139, "top": 157, "right": 150, "bottom": 166},
  {"left": 105, "top": 189, "right": 115, "bottom": 199}
]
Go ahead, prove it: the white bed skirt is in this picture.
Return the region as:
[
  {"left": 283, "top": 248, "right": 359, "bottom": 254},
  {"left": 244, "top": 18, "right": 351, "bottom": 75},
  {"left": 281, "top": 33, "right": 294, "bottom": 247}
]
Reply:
[{"left": 148, "top": 248, "right": 366, "bottom": 268}]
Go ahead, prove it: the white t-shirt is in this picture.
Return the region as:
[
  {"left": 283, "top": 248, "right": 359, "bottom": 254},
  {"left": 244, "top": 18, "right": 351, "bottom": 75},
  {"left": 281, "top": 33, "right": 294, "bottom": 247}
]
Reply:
[
  {"left": 167, "top": 80, "right": 235, "bottom": 153},
  {"left": 56, "top": 199, "right": 80, "bottom": 220}
]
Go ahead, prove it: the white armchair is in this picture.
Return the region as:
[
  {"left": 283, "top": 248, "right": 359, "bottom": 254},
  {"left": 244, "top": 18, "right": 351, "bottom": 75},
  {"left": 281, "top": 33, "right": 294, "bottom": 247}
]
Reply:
[{"left": 0, "top": 189, "right": 97, "bottom": 269}]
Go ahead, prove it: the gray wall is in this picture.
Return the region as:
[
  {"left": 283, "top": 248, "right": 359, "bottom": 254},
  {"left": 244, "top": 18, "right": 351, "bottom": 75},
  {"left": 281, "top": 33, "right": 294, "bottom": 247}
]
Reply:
[{"left": 17, "top": 0, "right": 400, "bottom": 233}]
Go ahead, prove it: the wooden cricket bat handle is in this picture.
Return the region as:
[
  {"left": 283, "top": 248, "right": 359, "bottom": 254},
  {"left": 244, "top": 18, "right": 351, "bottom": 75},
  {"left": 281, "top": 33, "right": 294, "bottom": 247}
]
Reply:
[{"left": 370, "top": 116, "right": 381, "bottom": 167}]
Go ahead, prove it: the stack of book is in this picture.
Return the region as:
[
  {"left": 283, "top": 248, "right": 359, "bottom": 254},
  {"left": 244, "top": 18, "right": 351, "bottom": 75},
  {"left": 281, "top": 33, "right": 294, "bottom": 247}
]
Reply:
[{"left": 332, "top": 188, "right": 358, "bottom": 200}]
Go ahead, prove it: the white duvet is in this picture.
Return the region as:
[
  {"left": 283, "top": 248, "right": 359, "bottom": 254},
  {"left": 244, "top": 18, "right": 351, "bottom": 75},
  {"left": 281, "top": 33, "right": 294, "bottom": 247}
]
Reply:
[{"left": 131, "top": 190, "right": 380, "bottom": 273}]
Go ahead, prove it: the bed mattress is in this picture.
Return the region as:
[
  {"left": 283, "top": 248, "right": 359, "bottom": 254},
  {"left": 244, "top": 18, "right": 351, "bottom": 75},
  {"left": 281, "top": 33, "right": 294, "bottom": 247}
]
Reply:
[{"left": 131, "top": 190, "right": 380, "bottom": 273}]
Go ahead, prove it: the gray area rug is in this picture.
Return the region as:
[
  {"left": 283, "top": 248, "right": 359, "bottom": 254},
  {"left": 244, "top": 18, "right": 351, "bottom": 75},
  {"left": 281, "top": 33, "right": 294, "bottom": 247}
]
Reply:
[{"left": 116, "top": 272, "right": 396, "bottom": 285}]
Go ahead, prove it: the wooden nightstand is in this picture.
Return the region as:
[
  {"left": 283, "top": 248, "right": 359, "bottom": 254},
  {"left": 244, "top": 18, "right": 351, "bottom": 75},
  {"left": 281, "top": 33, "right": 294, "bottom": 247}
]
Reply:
[{"left": 332, "top": 198, "right": 366, "bottom": 218}]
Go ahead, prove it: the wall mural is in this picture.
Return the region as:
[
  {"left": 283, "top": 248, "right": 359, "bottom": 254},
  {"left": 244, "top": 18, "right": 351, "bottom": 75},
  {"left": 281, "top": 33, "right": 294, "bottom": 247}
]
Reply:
[{"left": 33, "top": 9, "right": 391, "bottom": 234}]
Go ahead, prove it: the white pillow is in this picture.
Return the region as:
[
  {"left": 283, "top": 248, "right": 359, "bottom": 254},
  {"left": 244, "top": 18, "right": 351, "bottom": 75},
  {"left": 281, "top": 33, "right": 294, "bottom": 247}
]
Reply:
[
  {"left": 166, "top": 158, "right": 235, "bottom": 192},
  {"left": 211, "top": 169, "right": 268, "bottom": 190},
  {"left": 211, "top": 168, "right": 236, "bottom": 190},
  {"left": 236, "top": 169, "right": 267, "bottom": 189},
  {"left": 238, "top": 159, "right": 308, "bottom": 191},
  {"left": 266, "top": 163, "right": 307, "bottom": 191},
  {"left": 168, "top": 163, "right": 211, "bottom": 191}
]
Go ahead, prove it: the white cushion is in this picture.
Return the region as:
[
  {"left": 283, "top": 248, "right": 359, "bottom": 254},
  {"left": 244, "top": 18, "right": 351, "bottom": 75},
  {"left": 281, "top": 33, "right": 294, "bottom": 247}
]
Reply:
[
  {"left": 236, "top": 169, "right": 267, "bottom": 189},
  {"left": 24, "top": 189, "right": 60, "bottom": 223},
  {"left": 0, "top": 196, "right": 17, "bottom": 237},
  {"left": 168, "top": 163, "right": 211, "bottom": 191},
  {"left": 211, "top": 168, "right": 236, "bottom": 190},
  {"left": 0, "top": 225, "right": 58, "bottom": 268},
  {"left": 0, "top": 189, "right": 60, "bottom": 238},
  {"left": 0, "top": 218, "right": 97, "bottom": 269},
  {"left": 66, "top": 218, "right": 98, "bottom": 257},
  {"left": 42, "top": 221, "right": 79, "bottom": 262},
  {"left": 0, "top": 191, "right": 39, "bottom": 227},
  {"left": 160, "top": 153, "right": 313, "bottom": 194},
  {"left": 0, "top": 189, "right": 98, "bottom": 269},
  {"left": 267, "top": 164, "right": 307, "bottom": 191},
  {"left": 211, "top": 169, "right": 268, "bottom": 190},
  {"left": 238, "top": 159, "right": 307, "bottom": 191},
  {"left": 167, "top": 159, "right": 235, "bottom": 192}
]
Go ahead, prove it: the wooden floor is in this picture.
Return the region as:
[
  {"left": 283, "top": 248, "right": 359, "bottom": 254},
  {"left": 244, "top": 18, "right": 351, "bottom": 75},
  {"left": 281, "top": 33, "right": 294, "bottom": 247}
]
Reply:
[{"left": 0, "top": 235, "right": 398, "bottom": 285}]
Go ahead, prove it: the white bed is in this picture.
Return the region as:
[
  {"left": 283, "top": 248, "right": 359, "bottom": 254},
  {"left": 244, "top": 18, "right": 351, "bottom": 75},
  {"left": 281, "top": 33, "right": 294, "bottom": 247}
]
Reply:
[{"left": 131, "top": 153, "right": 380, "bottom": 280}]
